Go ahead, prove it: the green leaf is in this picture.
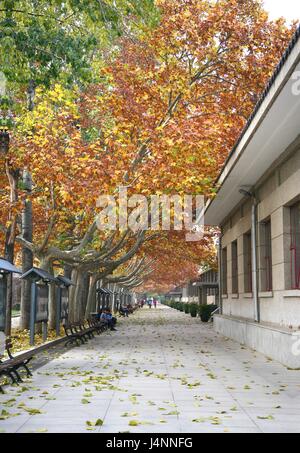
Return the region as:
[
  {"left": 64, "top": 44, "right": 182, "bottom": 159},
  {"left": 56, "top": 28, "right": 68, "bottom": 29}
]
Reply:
[
  {"left": 86, "top": 418, "right": 103, "bottom": 427},
  {"left": 257, "top": 415, "right": 274, "bottom": 420},
  {"left": 128, "top": 420, "right": 140, "bottom": 426},
  {"left": 83, "top": 392, "right": 93, "bottom": 397},
  {"left": 21, "top": 406, "right": 43, "bottom": 415},
  {"left": 163, "top": 411, "right": 179, "bottom": 416}
]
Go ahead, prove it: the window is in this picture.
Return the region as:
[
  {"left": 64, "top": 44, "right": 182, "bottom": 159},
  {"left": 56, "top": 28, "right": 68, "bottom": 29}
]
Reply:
[
  {"left": 231, "top": 240, "right": 238, "bottom": 294},
  {"left": 290, "top": 202, "right": 300, "bottom": 289},
  {"left": 260, "top": 220, "right": 273, "bottom": 291},
  {"left": 222, "top": 247, "right": 228, "bottom": 295},
  {"left": 244, "top": 231, "right": 252, "bottom": 293}
]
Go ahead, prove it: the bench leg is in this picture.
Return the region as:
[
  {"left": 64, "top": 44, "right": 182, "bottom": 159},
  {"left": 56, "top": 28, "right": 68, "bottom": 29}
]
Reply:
[
  {"left": 4, "top": 370, "right": 18, "bottom": 385},
  {"left": 65, "top": 336, "right": 77, "bottom": 347},
  {"left": 75, "top": 337, "right": 83, "bottom": 346},
  {"left": 12, "top": 369, "right": 23, "bottom": 383},
  {"left": 23, "top": 364, "right": 32, "bottom": 377},
  {"left": 0, "top": 373, "right": 5, "bottom": 393}
]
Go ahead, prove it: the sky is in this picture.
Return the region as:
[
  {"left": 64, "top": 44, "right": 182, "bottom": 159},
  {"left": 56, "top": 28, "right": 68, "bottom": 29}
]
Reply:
[{"left": 263, "top": 0, "right": 300, "bottom": 22}]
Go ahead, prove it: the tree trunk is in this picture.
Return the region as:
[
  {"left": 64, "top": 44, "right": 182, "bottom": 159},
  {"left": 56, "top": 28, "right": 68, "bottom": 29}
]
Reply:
[
  {"left": 71, "top": 269, "right": 88, "bottom": 322},
  {"left": 20, "top": 170, "right": 33, "bottom": 331},
  {"left": 85, "top": 274, "right": 98, "bottom": 319},
  {"left": 64, "top": 264, "right": 72, "bottom": 279},
  {"left": 4, "top": 244, "right": 13, "bottom": 337},
  {"left": 111, "top": 283, "right": 117, "bottom": 313},
  {"left": 4, "top": 161, "right": 19, "bottom": 336},
  {"left": 20, "top": 81, "right": 35, "bottom": 330},
  {"left": 73, "top": 271, "right": 84, "bottom": 323},
  {"left": 39, "top": 257, "right": 57, "bottom": 331},
  {"left": 68, "top": 268, "right": 78, "bottom": 323},
  {"left": 48, "top": 281, "right": 57, "bottom": 330},
  {"left": 80, "top": 273, "right": 89, "bottom": 320},
  {"left": 33, "top": 256, "right": 52, "bottom": 334}
]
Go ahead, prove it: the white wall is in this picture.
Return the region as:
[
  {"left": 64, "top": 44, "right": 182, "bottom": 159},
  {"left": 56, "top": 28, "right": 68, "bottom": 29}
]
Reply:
[{"left": 221, "top": 144, "right": 300, "bottom": 329}]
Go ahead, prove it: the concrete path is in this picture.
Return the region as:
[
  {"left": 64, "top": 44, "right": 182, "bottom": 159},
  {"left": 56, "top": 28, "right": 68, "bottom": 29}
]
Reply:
[{"left": 1, "top": 305, "right": 300, "bottom": 433}]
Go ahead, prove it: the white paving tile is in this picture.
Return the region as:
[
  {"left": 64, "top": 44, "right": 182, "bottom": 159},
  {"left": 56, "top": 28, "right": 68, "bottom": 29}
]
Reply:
[{"left": 1, "top": 305, "right": 300, "bottom": 433}]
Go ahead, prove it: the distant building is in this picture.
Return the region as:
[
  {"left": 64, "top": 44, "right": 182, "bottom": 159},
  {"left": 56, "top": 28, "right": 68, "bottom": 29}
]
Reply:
[
  {"left": 165, "top": 287, "right": 183, "bottom": 302},
  {"left": 182, "top": 269, "right": 219, "bottom": 305},
  {"left": 205, "top": 26, "right": 300, "bottom": 368}
]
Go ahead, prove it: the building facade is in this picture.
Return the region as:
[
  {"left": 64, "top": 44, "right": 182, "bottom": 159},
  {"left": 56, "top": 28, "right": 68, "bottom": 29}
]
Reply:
[
  {"left": 205, "top": 26, "right": 300, "bottom": 368},
  {"left": 165, "top": 287, "right": 183, "bottom": 302},
  {"left": 182, "top": 269, "right": 219, "bottom": 305}
]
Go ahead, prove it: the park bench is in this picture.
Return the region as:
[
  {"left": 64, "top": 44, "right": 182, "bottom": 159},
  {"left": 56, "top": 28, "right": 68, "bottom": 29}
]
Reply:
[
  {"left": 63, "top": 318, "right": 109, "bottom": 347},
  {"left": 119, "top": 304, "right": 138, "bottom": 316},
  {"left": 79, "top": 319, "right": 108, "bottom": 336},
  {"left": 87, "top": 318, "right": 108, "bottom": 334},
  {"left": 0, "top": 338, "right": 34, "bottom": 393},
  {"left": 0, "top": 318, "right": 107, "bottom": 392},
  {"left": 118, "top": 308, "right": 126, "bottom": 317},
  {"left": 63, "top": 323, "right": 88, "bottom": 346},
  {"left": 73, "top": 322, "right": 95, "bottom": 341}
]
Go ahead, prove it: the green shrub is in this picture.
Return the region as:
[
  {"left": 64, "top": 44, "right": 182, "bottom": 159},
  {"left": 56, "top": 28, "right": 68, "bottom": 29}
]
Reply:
[
  {"left": 170, "top": 301, "right": 182, "bottom": 310},
  {"left": 199, "top": 304, "right": 218, "bottom": 322},
  {"left": 189, "top": 303, "right": 199, "bottom": 318},
  {"left": 184, "top": 304, "right": 190, "bottom": 314}
]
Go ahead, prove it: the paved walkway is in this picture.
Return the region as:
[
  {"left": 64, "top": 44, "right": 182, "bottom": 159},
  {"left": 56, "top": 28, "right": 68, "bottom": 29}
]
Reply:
[{"left": 1, "top": 305, "right": 300, "bottom": 433}]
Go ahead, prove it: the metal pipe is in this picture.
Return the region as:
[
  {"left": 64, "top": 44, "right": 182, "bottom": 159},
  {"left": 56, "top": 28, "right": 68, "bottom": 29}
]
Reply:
[{"left": 251, "top": 200, "right": 260, "bottom": 322}]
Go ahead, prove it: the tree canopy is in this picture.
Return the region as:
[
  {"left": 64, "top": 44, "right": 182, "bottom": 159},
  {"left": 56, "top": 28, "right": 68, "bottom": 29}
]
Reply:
[{"left": 0, "top": 0, "right": 296, "bottom": 318}]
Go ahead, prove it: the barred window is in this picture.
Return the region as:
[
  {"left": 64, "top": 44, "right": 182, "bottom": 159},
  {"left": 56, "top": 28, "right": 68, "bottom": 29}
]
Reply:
[
  {"left": 231, "top": 240, "right": 238, "bottom": 294},
  {"left": 290, "top": 202, "right": 300, "bottom": 289},
  {"left": 261, "top": 220, "right": 273, "bottom": 291},
  {"left": 222, "top": 247, "right": 228, "bottom": 295},
  {"left": 244, "top": 231, "right": 252, "bottom": 293}
]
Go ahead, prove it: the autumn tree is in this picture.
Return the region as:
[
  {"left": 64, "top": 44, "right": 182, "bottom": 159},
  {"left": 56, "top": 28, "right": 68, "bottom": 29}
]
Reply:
[
  {"left": 0, "top": 0, "right": 158, "bottom": 331},
  {"left": 0, "top": 0, "right": 295, "bottom": 329}
]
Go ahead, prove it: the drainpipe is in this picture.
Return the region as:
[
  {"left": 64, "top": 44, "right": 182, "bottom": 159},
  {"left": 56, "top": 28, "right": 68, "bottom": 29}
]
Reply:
[
  {"left": 217, "top": 233, "right": 223, "bottom": 315},
  {"left": 251, "top": 198, "right": 260, "bottom": 323}
]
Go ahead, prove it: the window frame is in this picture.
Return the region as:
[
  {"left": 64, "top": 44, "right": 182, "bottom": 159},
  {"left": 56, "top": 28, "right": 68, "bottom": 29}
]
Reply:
[
  {"left": 244, "top": 231, "right": 252, "bottom": 293},
  {"left": 260, "top": 219, "right": 273, "bottom": 292},
  {"left": 222, "top": 247, "right": 228, "bottom": 295},
  {"left": 290, "top": 202, "right": 300, "bottom": 289},
  {"left": 231, "top": 240, "right": 239, "bottom": 294}
]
